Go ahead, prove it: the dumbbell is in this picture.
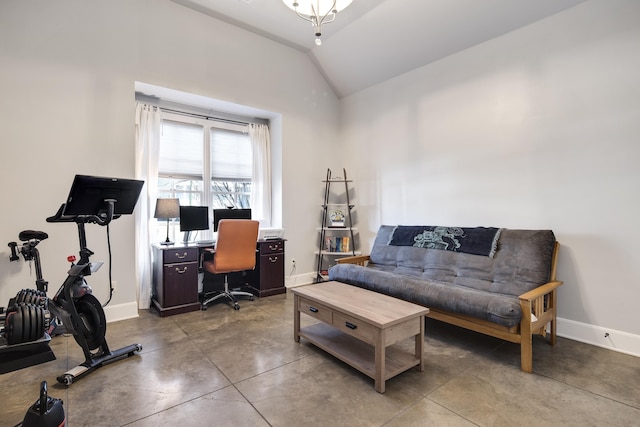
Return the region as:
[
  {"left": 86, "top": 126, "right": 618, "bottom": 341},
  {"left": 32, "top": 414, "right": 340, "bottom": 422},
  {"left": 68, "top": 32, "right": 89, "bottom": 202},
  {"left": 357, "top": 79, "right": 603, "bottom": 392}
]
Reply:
[{"left": 4, "top": 303, "right": 46, "bottom": 345}]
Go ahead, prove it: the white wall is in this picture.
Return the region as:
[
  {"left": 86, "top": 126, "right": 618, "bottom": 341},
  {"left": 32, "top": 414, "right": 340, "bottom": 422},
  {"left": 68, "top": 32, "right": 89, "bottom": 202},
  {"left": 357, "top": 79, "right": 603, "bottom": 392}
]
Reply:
[
  {"left": 0, "top": 0, "right": 339, "bottom": 317},
  {"left": 341, "top": 0, "right": 640, "bottom": 354}
]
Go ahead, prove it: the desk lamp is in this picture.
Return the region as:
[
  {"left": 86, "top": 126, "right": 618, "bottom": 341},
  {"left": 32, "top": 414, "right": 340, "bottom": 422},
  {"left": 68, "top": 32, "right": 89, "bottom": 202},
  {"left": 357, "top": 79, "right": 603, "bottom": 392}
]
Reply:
[{"left": 154, "top": 198, "right": 180, "bottom": 245}]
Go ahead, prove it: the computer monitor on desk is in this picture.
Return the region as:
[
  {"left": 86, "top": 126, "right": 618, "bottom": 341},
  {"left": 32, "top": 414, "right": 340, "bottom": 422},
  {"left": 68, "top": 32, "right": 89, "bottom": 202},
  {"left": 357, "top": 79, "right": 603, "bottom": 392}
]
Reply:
[
  {"left": 180, "top": 206, "right": 209, "bottom": 243},
  {"left": 213, "top": 208, "right": 251, "bottom": 231}
]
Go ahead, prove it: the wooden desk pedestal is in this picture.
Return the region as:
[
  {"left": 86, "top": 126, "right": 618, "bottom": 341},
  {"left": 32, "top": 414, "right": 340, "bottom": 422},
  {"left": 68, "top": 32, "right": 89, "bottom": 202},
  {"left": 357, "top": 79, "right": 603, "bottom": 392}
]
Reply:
[{"left": 151, "top": 245, "right": 201, "bottom": 317}]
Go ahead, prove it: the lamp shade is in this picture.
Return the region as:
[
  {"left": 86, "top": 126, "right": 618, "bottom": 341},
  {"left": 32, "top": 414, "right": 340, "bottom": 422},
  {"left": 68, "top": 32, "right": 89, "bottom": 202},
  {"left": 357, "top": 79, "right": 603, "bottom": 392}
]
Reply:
[
  {"left": 154, "top": 198, "right": 180, "bottom": 219},
  {"left": 283, "top": 0, "right": 353, "bottom": 16}
]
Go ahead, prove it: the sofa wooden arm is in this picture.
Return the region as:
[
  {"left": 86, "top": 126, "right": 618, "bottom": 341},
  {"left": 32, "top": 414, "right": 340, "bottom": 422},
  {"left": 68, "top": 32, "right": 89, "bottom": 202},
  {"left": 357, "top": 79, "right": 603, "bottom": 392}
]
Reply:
[
  {"left": 518, "top": 279, "right": 563, "bottom": 373},
  {"left": 519, "top": 280, "right": 563, "bottom": 302},
  {"left": 336, "top": 255, "right": 370, "bottom": 266}
]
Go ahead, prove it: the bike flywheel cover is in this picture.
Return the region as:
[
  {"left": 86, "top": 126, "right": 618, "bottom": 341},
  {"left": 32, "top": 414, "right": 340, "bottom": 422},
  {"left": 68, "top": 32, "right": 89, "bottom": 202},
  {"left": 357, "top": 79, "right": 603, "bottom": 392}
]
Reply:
[{"left": 74, "top": 294, "right": 106, "bottom": 351}]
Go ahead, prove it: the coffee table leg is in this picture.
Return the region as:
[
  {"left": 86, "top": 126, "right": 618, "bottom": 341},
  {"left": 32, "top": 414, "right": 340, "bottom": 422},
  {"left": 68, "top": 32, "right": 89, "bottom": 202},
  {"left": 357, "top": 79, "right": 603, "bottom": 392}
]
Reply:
[
  {"left": 375, "top": 329, "right": 386, "bottom": 393},
  {"left": 416, "top": 315, "right": 425, "bottom": 371},
  {"left": 294, "top": 295, "right": 300, "bottom": 342}
]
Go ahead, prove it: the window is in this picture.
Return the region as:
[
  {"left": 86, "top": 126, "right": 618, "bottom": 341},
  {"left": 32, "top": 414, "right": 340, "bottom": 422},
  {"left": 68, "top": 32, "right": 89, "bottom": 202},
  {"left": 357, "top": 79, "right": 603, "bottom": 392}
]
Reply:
[
  {"left": 156, "top": 113, "right": 252, "bottom": 242},
  {"left": 210, "top": 128, "right": 252, "bottom": 209}
]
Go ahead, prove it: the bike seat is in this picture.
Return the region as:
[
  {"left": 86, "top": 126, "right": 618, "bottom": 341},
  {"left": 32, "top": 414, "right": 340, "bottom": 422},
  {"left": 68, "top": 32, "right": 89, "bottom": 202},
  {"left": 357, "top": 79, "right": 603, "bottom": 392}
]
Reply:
[{"left": 19, "top": 230, "right": 49, "bottom": 242}]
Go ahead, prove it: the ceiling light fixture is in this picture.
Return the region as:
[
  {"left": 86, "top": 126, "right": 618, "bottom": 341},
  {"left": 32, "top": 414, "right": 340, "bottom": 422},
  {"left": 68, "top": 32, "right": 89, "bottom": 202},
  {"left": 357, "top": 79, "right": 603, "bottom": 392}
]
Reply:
[{"left": 282, "top": 0, "right": 353, "bottom": 46}]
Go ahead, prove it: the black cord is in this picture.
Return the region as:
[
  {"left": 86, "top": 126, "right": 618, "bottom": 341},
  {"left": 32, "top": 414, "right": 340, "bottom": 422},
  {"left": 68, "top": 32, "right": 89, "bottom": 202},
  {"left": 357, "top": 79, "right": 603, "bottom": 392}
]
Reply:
[{"left": 102, "top": 222, "right": 114, "bottom": 307}]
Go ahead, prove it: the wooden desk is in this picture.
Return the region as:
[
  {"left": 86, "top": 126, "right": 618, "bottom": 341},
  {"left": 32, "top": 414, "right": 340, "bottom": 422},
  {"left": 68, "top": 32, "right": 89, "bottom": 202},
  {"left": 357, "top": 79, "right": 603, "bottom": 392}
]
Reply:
[{"left": 152, "top": 239, "right": 286, "bottom": 316}]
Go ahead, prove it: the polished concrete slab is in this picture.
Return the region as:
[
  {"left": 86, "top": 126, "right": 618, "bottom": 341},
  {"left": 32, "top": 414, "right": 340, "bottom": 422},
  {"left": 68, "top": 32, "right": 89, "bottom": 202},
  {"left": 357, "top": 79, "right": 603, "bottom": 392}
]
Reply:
[{"left": 1, "top": 290, "right": 638, "bottom": 426}]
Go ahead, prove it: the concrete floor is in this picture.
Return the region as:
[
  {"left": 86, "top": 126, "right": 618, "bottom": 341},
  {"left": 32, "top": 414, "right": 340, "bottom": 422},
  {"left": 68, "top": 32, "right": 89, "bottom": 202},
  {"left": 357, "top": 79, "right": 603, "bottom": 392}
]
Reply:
[{"left": 1, "top": 290, "right": 639, "bottom": 426}]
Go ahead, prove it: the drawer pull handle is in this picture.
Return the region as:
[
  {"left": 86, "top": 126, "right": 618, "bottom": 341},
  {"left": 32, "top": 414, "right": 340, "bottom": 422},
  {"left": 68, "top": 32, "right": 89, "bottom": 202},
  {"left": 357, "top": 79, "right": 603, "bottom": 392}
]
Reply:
[
  {"left": 269, "top": 256, "right": 278, "bottom": 263},
  {"left": 309, "top": 306, "right": 319, "bottom": 313},
  {"left": 268, "top": 244, "right": 280, "bottom": 251},
  {"left": 175, "top": 252, "right": 188, "bottom": 259},
  {"left": 345, "top": 321, "right": 357, "bottom": 330},
  {"left": 175, "top": 267, "right": 188, "bottom": 274}
]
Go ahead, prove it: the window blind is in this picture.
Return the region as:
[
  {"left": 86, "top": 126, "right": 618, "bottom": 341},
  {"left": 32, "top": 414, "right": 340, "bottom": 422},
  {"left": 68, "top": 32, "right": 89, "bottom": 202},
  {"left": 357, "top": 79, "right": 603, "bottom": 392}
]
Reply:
[
  {"left": 210, "top": 128, "right": 251, "bottom": 180},
  {"left": 159, "top": 120, "right": 204, "bottom": 177}
]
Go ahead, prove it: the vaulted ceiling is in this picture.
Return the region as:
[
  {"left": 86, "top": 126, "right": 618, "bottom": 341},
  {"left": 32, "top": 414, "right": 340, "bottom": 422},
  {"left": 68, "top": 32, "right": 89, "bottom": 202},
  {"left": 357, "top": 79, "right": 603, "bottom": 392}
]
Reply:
[{"left": 171, "top": 0, "right": 586, "bottom": 98}]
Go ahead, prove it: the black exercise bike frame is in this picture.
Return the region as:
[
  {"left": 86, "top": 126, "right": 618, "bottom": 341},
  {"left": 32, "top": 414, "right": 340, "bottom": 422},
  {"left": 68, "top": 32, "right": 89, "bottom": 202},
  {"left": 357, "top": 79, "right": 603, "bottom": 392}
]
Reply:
[{"left": 43, "top": 199, "right": 142, "bottom": 385}]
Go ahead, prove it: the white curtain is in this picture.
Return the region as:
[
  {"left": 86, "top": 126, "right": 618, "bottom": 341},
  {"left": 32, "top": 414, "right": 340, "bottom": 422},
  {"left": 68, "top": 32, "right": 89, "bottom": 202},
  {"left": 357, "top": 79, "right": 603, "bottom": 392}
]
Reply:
[
  {"left": 249, "top": 123, "right": 272, "bottom": 227},
  {"left": 134, "top": 103, "right": 162, "bottom": 309}
]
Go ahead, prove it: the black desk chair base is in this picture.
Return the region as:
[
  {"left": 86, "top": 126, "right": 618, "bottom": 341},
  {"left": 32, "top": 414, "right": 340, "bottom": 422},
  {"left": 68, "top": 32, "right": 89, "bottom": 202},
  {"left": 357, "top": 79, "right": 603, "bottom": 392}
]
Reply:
[{"left": 201, "top": 275, "right": 254, "bottom": 311}]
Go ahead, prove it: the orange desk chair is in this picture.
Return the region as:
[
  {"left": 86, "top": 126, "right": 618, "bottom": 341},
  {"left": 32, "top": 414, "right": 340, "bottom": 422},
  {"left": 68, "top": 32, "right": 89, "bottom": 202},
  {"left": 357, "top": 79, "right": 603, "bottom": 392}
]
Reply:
[{"left": 201, "top": 219, "right": 259, "bottom": 310}]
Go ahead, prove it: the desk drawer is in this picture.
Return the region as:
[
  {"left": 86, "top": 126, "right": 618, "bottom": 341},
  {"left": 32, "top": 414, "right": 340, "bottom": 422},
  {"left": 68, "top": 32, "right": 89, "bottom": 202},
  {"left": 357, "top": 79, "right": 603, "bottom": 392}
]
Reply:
[
  {"left": 333, "top": 311, "right": 377, "bottom": 345},
  {"left": 298, "top": 297, "right": 332, "bottom": 324},
  {"left": 260, "top": 240, "right": 284, "bottom": 255},
  {"left": 163, "top": 247, "right": 198, "bottom": 264}
]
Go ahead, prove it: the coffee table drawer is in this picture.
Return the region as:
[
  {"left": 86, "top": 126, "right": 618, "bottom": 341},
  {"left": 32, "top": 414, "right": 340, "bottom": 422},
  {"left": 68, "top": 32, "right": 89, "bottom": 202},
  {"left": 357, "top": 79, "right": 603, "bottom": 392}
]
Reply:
[
  {"left": 298, "top": 297, "right": 333, "bottom": 324},
  {"left": 333, "top": 311, "right": 377, "bottom": 345}
]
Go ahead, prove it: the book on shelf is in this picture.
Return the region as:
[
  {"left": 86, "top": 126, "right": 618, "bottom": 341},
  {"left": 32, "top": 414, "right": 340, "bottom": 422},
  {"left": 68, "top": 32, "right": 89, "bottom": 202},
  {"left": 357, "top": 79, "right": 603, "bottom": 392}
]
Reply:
[{"left": 324, "top": 236, "right": 351, "bottom": 253}]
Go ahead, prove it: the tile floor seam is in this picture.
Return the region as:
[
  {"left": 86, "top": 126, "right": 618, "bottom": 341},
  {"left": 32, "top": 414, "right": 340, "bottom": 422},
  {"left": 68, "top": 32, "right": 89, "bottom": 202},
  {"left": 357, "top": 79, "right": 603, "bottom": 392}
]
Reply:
[
  {"left": 229, "top": 351, "right": 315, "bottom": 386},
  {"left": 231, "top": 383, "right": 274, "bottom": 427},
  {"left": 535, "top": 371, "right": 640, "bottom": 412},
  {"left": 118, "top": 385, "right": 239, "bottom": 426},
  {"left": 423, "top": 396, "right": 482, "bottom": 427},
  {"left": 186, "top": 333, "right": 237, "bottom": 387},
  {"left": 377, "top": 398, "right": 427, "bottom": 427},
  {"left": 122, "top": 326, "right": 256, "bottom": 427}
]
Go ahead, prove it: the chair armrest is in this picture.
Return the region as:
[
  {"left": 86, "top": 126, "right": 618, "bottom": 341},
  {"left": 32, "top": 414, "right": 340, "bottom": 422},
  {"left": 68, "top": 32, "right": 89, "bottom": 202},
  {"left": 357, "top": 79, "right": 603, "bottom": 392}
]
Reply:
[
  {"left": 336, "top": 255, "right": 370, "bottom": 266},
  {"left": 518, "top": 281, "right": 563, "bottom": 302},
  {"left": 202, "top": 247, "right": 215, "bottom": 262}
]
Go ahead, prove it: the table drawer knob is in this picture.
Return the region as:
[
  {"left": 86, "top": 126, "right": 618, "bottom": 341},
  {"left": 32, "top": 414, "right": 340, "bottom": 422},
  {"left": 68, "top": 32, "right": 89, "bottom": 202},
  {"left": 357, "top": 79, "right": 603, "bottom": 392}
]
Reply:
[
  {"left": 175, "top": 266, "right": 188, "bottom": 274},
  {"left": 269, "top": 256, "right": 279, "bottom": 263},
  {"left": 175, "top": 252, "right": 188, "bottom": 259},
  {"left": 309, "top": 306, "right": 319, "bottom": 313},
  {"left": 345, "top": 321, "right": 357, "bottom": 330}
]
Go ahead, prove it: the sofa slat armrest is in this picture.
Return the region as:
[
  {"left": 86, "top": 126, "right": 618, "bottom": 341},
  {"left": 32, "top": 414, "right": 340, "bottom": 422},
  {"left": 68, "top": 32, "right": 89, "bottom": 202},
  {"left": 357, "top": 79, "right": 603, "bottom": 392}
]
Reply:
[
  {"left": 336, "top": 255, "right": 371, "bottom": 266},
  {"left": 518, "top": 280, "right": 563, "bottom": 302}
]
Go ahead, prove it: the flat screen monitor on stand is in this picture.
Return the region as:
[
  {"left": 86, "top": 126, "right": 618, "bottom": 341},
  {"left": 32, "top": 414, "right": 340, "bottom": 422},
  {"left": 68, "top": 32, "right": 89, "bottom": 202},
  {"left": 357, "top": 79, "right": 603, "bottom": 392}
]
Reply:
[
  {"left": 213, "top": 208, "right": 252, "bottom": 231},
  {"left": 63, "top": 174, "right": 144, "bottom": 217},
  {"left": 180, "top": 206, "right": 209, "bottom": 244}
]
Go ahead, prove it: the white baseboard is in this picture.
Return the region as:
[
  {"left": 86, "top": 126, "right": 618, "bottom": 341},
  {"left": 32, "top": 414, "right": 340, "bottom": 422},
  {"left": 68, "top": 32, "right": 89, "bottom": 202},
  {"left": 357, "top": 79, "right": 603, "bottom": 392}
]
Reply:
[
  {"left": 103, "top": 301, "right": 139, "bottom": 323},
  {"left": 557, "top": 317, "right": 640, "bottom": 358},
  {"left": 285, "top": 272, "right": 316, "bottom": 288}
]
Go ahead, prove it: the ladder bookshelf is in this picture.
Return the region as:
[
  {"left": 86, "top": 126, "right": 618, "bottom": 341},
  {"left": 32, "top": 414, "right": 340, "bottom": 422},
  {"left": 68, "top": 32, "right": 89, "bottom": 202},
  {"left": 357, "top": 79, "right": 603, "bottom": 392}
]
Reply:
[{"left": 315, "top": 168, "right": 357, "bottom": 282}]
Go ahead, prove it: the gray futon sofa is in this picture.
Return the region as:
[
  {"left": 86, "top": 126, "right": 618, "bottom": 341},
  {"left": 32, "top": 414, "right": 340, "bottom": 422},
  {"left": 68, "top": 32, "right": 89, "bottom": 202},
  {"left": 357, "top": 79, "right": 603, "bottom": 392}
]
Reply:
[{"left": 328, "top": 225, "right": 563, "bottom": 373}]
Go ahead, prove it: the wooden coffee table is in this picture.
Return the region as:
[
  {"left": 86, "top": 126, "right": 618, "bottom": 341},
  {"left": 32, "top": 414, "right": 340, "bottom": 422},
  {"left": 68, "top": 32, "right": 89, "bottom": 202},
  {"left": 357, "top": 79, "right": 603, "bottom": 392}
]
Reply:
[{"left": 293, "top": 281, "right": 429, "bottom": 393}]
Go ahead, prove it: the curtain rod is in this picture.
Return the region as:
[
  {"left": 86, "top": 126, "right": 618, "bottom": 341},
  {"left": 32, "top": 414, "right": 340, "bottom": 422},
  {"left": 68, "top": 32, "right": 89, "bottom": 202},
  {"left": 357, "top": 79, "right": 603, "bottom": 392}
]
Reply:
[{"left": 159, "top": 107, "right": 252, "bottom": 127}]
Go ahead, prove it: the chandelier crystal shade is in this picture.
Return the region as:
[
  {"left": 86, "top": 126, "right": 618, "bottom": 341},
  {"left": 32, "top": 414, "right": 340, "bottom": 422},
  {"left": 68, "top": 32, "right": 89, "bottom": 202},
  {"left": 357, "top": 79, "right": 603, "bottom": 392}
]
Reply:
[{"left": 282, "top": 0, "right": 354, "bottom": 46}]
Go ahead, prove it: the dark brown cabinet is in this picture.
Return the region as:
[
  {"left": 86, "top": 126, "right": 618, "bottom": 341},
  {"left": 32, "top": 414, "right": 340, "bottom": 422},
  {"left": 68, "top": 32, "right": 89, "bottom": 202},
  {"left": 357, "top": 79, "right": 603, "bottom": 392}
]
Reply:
[
  {"left": 248, "top": 240, "right": 286, "bottom": 297},
  {"left": 152, "top": 245, "right": 201, "bottom": 317}
]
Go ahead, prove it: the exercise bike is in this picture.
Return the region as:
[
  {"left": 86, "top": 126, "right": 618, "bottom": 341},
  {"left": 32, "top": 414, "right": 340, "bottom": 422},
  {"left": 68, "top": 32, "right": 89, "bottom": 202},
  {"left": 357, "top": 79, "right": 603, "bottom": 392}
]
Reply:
[{"left": 3, "top": 175, "right": 145, "bottom": 385}]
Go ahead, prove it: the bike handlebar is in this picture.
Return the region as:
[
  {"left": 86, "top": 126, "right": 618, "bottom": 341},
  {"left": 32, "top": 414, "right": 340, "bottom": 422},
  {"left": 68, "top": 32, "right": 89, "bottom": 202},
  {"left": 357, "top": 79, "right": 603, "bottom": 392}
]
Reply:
[{"left": 46, "top": 200, "right": 120, "bottom": 226}]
